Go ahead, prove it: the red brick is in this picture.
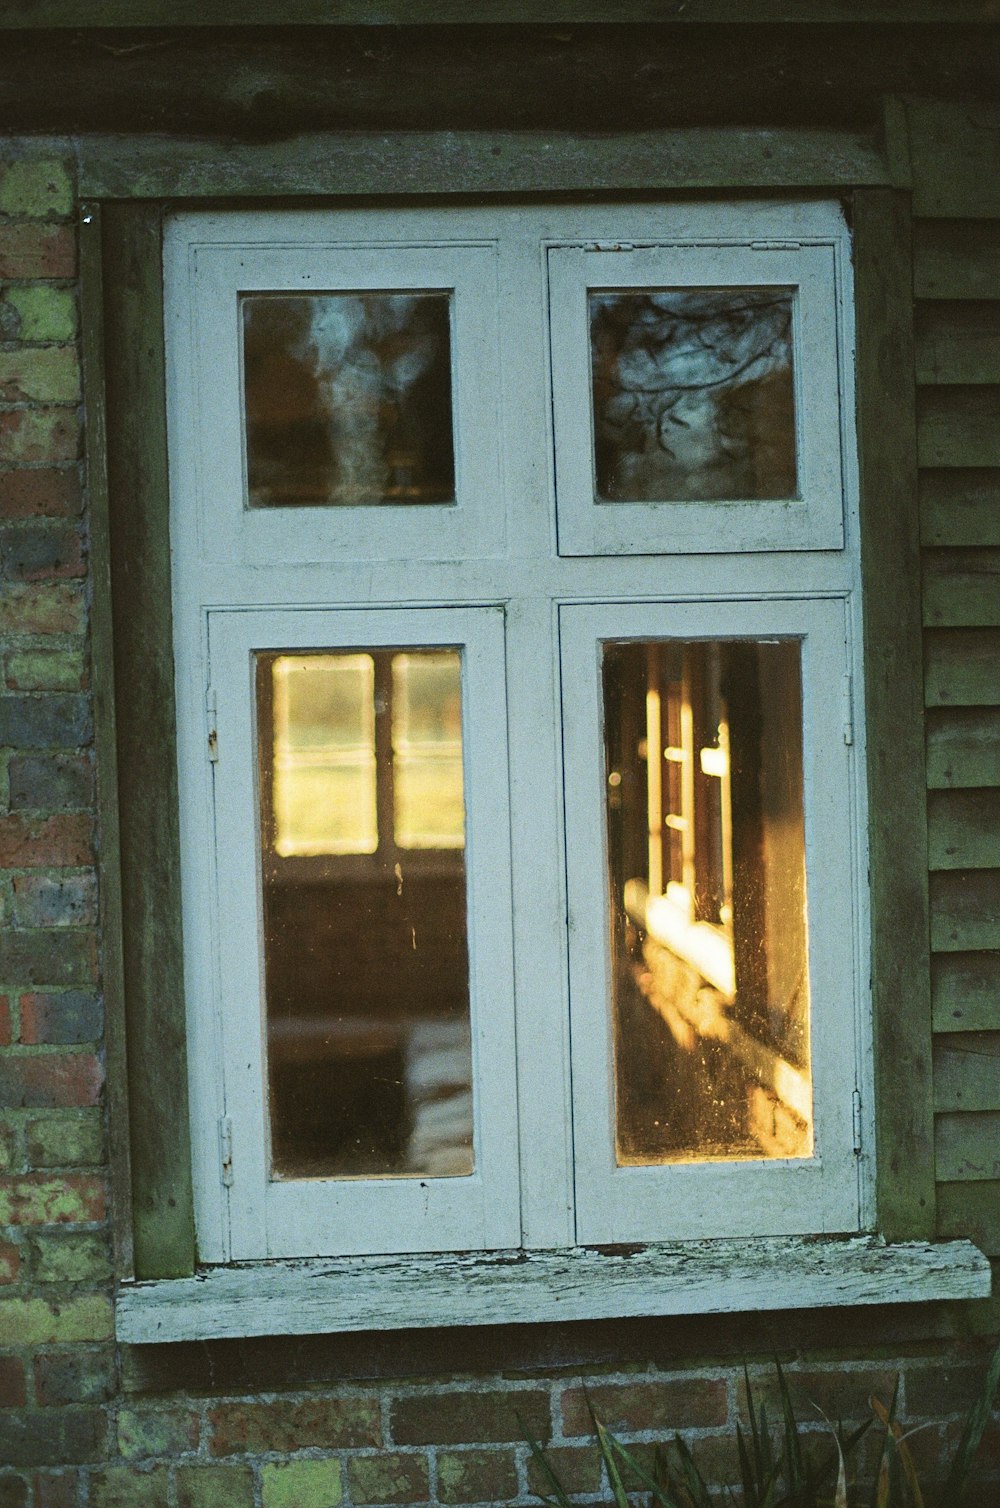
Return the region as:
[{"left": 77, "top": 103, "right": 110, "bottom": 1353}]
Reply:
[
  {"left": 0, "top": 999, "right": 10, "bottom": 1047},
  {"left": 0, "top": 814, "right": 93, "bottom": 867},
  {"left": 0, "top": 224, "right": 75, "bottom": 279},
  {"left": 0, "top": 1358, "right": 26, "bottom": 1408},
  {"left": 209, "top": 1397, "right": 381, "bottom": 1455},
  {"left": 33, "top": 1473, "right": 79, "bottom": 1508},
  {"left": 0, "top": 1173, "right": 105, "bottom": 1225},
  {"left": 0, "top": 520, "right": 84, "bottom": 580},
  {"left": 392, "top": 1390, "right": 549, "bottom": 1447},
  {"left": 0, "top": 1055, "right": 103, "bottom": 1110},
  {"left": 0, "top": 582, "right": 86, "bottom": 635},
  {"left": 561, "top": 1380, "right": 727, "bottom": 1436},
  {"left": 436, "top": 1448, "right": 520, "bottom": 1504},
  {"left": 0, "top": 1241, "right": 21, "bottom": 1284},
  {"left": 348, "top": 1453, "right": 430, "bottom": 1505},
  {"left": 0, "top": 470, "right": 80, "bottom": 521},
  {"left": 0, "top": 1475, "right": 27, "bottom": 1508}
]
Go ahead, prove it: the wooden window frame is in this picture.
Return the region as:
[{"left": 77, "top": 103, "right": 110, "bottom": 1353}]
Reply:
[{"left": 78, "top": 130, "right": 987, "bottom": 1337}]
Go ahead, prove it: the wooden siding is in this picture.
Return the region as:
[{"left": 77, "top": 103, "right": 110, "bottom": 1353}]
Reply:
[{"left": 909, "top": 100, "right": 1000, "bottom": 1255}]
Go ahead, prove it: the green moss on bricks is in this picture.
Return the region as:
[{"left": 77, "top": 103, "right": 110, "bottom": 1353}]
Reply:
[
  {"left": 29, "top": 1230, "right": 112, "bottom": 1284},
  {"left": 4, "top": 648, "right": 87, "bottom": 691},
  {"left": 117, "top": 1406, "right": 199, "bottom": 1460},
  {"left": 25, "top": 1109, "right": 104, "bottom": 1167},
  {"left": 0, "top": 159, "right": 73, "bottom": 218},
  {"left": 176, "top": 1466, "right": 254, "bottom": 1508},
  {"left": 0, "top": 286, "right": 77, "bottom": 343},
  {"left": 347, "top": 1453, "right": 430, "bottom": 1505},
  {"left": 91, "top": 1467, "right": 170, "bottom": 1508},
  {"left": 0, "top": 347, "right": 80, "bottom": 404},
  {"left": 260, "top": 1460, "right": 342, "bottom": 1508},
  {"left": 0, "top": 1294, "right": 113, "bottom": 1346}
]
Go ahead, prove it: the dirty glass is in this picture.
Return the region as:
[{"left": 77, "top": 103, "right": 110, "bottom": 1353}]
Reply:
[
  {"left": 589, "top": 289, "right": 797, "bottom": 502},
  {"left": 257, "top": 648, "right": 473, "bottom": 1181},
  {"left": 242, "top": 292, "right": 455, "bottom": 507},
  {"left": 602, "top": 638, "right": 812, "bottom": 1164}
]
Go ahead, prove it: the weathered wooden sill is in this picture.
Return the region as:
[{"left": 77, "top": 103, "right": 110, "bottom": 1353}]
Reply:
[{"left": 116, "top": 1236, "right": 990, "bottom": 1344}]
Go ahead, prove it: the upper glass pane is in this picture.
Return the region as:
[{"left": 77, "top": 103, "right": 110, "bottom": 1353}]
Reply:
[
  {"left": 242, "top": 292, "right": 456, "bottom": 507},
  {"left": 603, "top": 638, "right": 812, "bottom": 1165},
  {"left": 589, "top": 289, "right": 798, "bottom": 502},
  {"left": 392, "top": 652, "right": 465, "bottom": 850}
]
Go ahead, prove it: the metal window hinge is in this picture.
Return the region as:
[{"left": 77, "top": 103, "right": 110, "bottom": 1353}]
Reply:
[
  {"left": 219, "top": 1114, "right": 234, "bottom": 1187},
  {"left": 842, "top": 673, "right": 854, "bottom": 746},
  {"left": 206, "top": 685, "right": 219, "bottom": 763},
  {"left": 852, "top": 1089, "right": 863, "bottom": 1155},
  {"left": 750, "top": 240, "right": 802, "bottom": 251}
]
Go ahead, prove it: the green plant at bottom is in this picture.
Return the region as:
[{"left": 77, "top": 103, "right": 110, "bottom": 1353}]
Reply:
[{"left": 521, "top": 1340, "right": 1000, "bottom": 1508}]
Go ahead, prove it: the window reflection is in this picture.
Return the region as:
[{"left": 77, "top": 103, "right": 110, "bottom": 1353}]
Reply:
[
  {"left": 258, "top": 648, "right": 472, "bottom": 1181},
  {"left": 590, "top": 289, "right": 797, "bottom": 501},
  {"left": 243, "top": 292, "right": 456, "bottom": 507},
  {"left": 603, "top": 639, "right": 812, "bottom": 1164}
]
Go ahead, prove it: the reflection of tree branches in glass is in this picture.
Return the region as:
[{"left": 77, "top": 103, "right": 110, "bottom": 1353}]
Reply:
[{"left": 590, "top": 289, "right": 798, "bottom": 502}]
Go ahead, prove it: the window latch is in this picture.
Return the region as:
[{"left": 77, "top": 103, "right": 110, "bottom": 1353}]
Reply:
[
  {"left": 842, "top": 673, "right": 854, "bottom": 746},
  {"left": 206, "top": 686, "right": 219, "bottom": 763},
  {"left": 219, "top": 1115, "right": 234, "bottom": 1187},
  {"left": 852, "top": 1089, "right": 863, "bottom": 1155}
]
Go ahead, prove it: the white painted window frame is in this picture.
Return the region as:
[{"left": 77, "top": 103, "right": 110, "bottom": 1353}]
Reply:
[{"left": 166, "top": 200, "right": 876, "bottom": 1286}]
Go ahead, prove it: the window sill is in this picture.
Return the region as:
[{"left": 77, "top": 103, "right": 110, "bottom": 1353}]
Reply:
[{"left": 115, "top": 1236, "right": 990, "bottom": 1344}]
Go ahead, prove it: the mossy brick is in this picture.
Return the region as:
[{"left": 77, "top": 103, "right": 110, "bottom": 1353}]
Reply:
[
  {"left": 176, "top": 1465, "right": 255, "bottom": 1508},
  {"left": 34, "top": 1346, "right": 116, "bottom": 1406},
  {"left": 0, "top": 1476, "right": 26, "bottom": 1508},
  {"left": 0, "top": 286, "right": 77, "bottom": 343},
  {"left": 347, "top": 1453, "right": 430, "bottom": 1505},
  {"left": 437, "top": 1448, "right": 519, "bottom": 1503},
  {"left": 0, "top": 928, "right": 98, "bottom": 988},
  {"left": 0, "top": 409, "right": 80, "bottom": 465},
  {"left": 0, "top": 1294, "right": 111, "bottom": 1346},
  {"left": 208, "top": 1396, "right": 381, "bottom": 1454},
  {"left": 1, "top": 522, "right": 85, "bottom": 582},
  {"left": 13, "top": 874, "right": 98, "bottom": 929},
  {"left": 0, "top": 997, "right": 10, "bottom": 1045},
  {"left": 0, "top": 814, "right": 93, "bottom": 867},
  {"left": 0, "top": 1238, "right": 21, "bottom": 1282},
  {"left": 561, "top": 1380, "right": 727, "bottom": 1437},
  {"left": 8, "top": 754, "right": 93, "bottom": 811},
  {"left": 0, "top": 695, "right": 92, "bottom": 749},
  {"left": 34, "top": 1473, "right": 79, "bottom": 1508},
  {"left": 5, "top": 648, "right": 87, "bottom": 691},
  {"left": 0, "top": 1407, "right": 105, "bottom": 1467},
  {"left": 0, "top": 160, "right": 73, "bottom": 219},
  {"left": 91, "top": 1467, "right": 169, "bottom": 1508},
  {"left": 904, "top": 1357, "right": 994, "bottom": 1417},
  {"left": 0, "top": 348, "right": 80, "bottom": 405},
  {"left": 0, "top": 581, "right": 86, "bottom": 634},
  {"left": 0, "top": 1356, "right": 26, "bottom": 1407},
  {"left": 0, "top": 468, "right": 80, "bottom": 520},
  {"left": 29, "top": 1229, "right": 112, "bottom": 1284},
  {"left": 745, "top": 1365, "right": 897, "bottom": 1427},
  {"left": 0, "top": 1171, "right": 105, "bottom": 1223},
  {"left": 525, "top": 1444, "right": 602, "bottom": 1497},
  {"left": 260, "top": 1460, "right": 342, "bottom": 1508},
  {"left": 117, "top": 1406, "right": 199, "bottom": 1460},
  {"left": 26, "top": 1107, "right": 104, "bottom": 1165},
  {"left": 0, "top": 1119, "right": 18, "bottom": 1173},
  {"left": 0, "top": 224, "right": 75, "bottom": 279},
  {"left": 391, "top": 1389, "right": 550, "bottom": 1446}
]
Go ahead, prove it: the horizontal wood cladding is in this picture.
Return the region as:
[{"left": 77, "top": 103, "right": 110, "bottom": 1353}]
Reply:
[
  {"left": 926, "top": 707, "right": 1000, "bottom": 788},
  {"left": 924, "top": 628, "right": 1000, "bottom": 706},
  {"left": 936, "top": 1111, "right": 1000, "bottom": 1181},
  {"left": 915, "top": 302, "right": 1000, "bottom": 385},
  {"left": 919, "top": 469, "right": 1000, "bottom": 547},
  {"left": 927, "top": 789, "right": 1000, "bottom": 870},
  {"left": 907, "top": 100, "right": 1000, "bottom": 219},
  {"left": 938, "top": 1179, "right": 1000, "bottom": 1255},
  {"left": 922, "top": 547, "right": 1000, "bottom": 627},
  {"left": 929, "top": 869, "right": 1000, "bottom": 952},
  {"left": 932, "top": 952, "right": 1000, "bottom": 1033},
  {"left": 916, "top": 386, "right": 1000, "bottom": 469},
  {"left": 913, "top": 220, "right": 1000, "bottom": 300},
  {"left": 934, "top": 1034, "right": 1000, "bottom": 1111}
]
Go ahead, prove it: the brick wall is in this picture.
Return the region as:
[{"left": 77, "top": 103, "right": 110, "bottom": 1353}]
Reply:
[{"left": 0, "top": 148, "right": 998, "bottom": 1505}]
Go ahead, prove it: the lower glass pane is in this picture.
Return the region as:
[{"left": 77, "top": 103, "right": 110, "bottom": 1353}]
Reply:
[
  {"left": 257, "top": 648, "right": 473, "bottom": 1181},
  {"left": 603, "top": 638, "right": 812, "bottom": 1164}
]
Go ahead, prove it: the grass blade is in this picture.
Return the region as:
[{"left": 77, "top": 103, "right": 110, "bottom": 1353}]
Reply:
[
  {"left": 517, "top": 1415, "right": 575, "bottom": 1508},
  {"left": 936, "top": 1338, "right": 1000, "bottom": 1507}
]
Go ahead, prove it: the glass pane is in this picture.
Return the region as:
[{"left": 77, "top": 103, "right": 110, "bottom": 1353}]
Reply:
[
  {"left": 392, "top": 652, "right": 465, "bottom": 849},
  {"left": 243, "top": 292, "right": 455, "bottom": 507},
  {"left": 258, "top": 649, "right": 473, "bottom": 1181},
  {"left": 271, "top": 654, "right": 377, "bottom": 857},
  {"left": 602, "top": 639, "right": 812, "bottom": 1164},
  {"left": 589, "top": 289, "right": 797, "bottom": 502}
]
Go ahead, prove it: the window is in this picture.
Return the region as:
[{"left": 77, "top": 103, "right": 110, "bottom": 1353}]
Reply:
[{"left": 164, "top": 202, "right": 870, "bottom": 1268}]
